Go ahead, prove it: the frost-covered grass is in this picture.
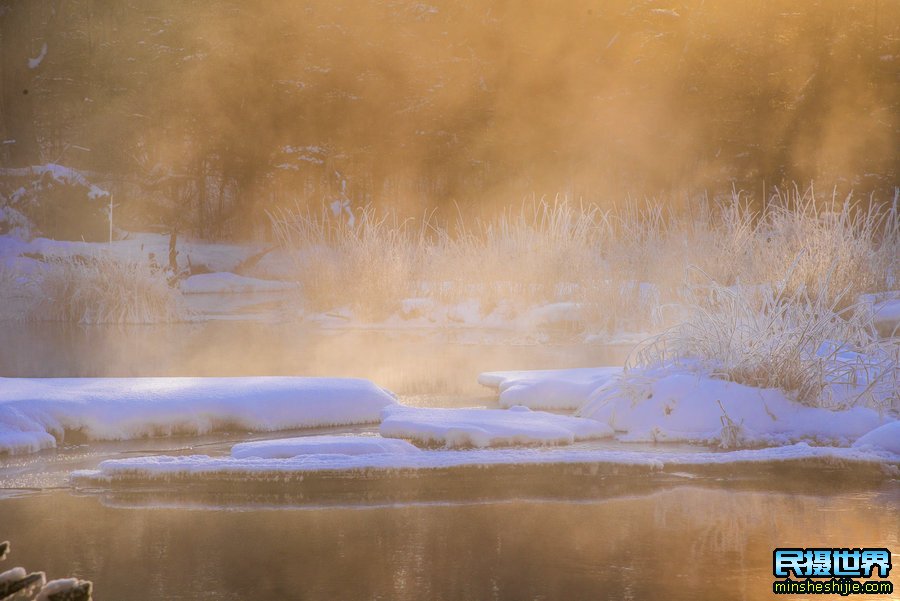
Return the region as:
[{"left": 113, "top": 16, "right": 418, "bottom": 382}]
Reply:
[
  {"left": 30, "top": 255, "right": 184, "bottom": 324},
  {"left": 270, "top": 188, "right": 899, "bottom": 336},
  {"left": 272, "top": 198, "right": 652, "bottom": 326},
  {"left": 628, "top": 277, "right": 898, "bottom": 409},
  {"left": 270, "top": 204, "right": 426, "bottom": 320},
  {"left": 746, "top": 187, "right": 899, "bottom": 310}
]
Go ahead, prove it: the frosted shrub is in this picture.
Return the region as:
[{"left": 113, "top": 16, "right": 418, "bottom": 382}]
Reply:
[
  {"left": 628, "top": 272, "right": 895, "bottom": 407},
  {"left": 31, "top": 255, "right": 183, "bottom": 324},
  {"left": 270, "top": 204, "right": 424, "bottom": 319},
  {"left": 269, "top": 188, "right": 898, "bottom": 340},
  {"left": 733, "top": 187, "right": 898, "bottom": 309}
]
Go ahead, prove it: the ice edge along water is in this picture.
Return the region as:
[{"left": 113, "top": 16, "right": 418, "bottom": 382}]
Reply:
[
  {"left": 379, "top": 404, "right": 614, "bottom": 447},
  {"left": 70, "top": 441, "right": 899, "bottom": 484},
  {"left": 0, "top": 377, "right": 397, "bottom": 456}
]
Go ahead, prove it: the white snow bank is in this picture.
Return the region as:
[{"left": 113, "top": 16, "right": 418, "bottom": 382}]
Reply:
[
  {"left": 231, "top": 435, "right": 420, "bottom": 459},
  {"left": 479, "top": 367, "right": 622, "bottom": 410},
  {"left": 0, "top": 567, "right": 26, "bottom": 585},
  {"left": 852, "top": 422, "right": 900, "bottom": 455},
  {"left": 379, "top": 405, "right": 613, "bottom": 448},
  {"left": 71, "top": 442, "right": 898, "bottom": 483},
  {"left": 0, "top": 377, "right": 396, "bottom": 456},
  {"left": 578, "top": 372, "right": 889, "bottom": 447},
  {"left": 179, "top": 272, "right": 296, "bottom": 295}
]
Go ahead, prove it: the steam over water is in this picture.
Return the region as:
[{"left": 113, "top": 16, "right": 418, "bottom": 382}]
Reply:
[
  {"left": 1, "top": 4, "right": 898, "bottom": 599},
  {"left": 2, "top": 1, "right": 897, "bottom": 237}
]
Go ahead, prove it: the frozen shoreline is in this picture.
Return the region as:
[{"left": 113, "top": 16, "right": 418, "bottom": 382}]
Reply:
[{"left": 71, "top": 442, "right": 899, "bottom": 485}]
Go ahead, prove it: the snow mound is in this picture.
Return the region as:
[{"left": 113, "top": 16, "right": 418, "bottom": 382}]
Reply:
[
  {"left": 479, "top": 367, "right": 622, "bottom": 410},
  {"left": 578, "top": 372, "right": 889, "bottom": 447},
  {"left": 179, "top": 272, "right": 296, "bottom": 294},
  {"left": 71, "top": 442, "right": 897, "bottom": 484},
  {"left": 0, "top": 377, "right": 396, "bottom": 456},
  {"left": 379, "top": 405, "right": 613, "bottom": 448},
  {"left": 852, "top": 422, "right": 900, "bottom": 456},
  {"left": 231, "top": 435, "right": 420, "bottom": 459}
]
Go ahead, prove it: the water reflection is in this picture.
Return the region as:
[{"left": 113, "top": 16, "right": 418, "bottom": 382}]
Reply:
[{"left": 0, "top": 485, "right": 896, "bottom": 601}]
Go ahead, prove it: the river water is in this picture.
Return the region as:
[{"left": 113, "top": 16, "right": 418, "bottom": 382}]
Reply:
[{"left": 0, "top": 321, "right": 897, "bottom": 600}]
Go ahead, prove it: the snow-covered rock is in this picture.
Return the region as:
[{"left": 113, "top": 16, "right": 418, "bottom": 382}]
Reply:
[
  {"left": 379, "top": 404, "right": 612, "bottom": 448},
  {"left": 231, "top": 435, "right": 420, "bottom": 459},
  {"left": 479, "top": 367, "right": 622, "bottom": 410},
  {"left": 0, "top": 377, "right": 396, "bottom": 456}
]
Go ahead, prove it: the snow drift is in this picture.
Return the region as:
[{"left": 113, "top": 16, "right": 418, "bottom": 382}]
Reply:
[
  {"left": 478, "top": 367, "right": 622, "bottom": 410},
  {"left": 0, "top": 377, "right": 396, "bottom": 455},
  {"left": 577, "top": 372, "right": 888, "bottom": 447}
]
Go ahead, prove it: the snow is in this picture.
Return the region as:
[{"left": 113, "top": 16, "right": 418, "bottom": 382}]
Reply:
[
  {"left": 873, "top": 299, "right": 900, "bottom": 336},
  {"left": 231, "top": 435, "right": 420, "bottom": 459},
  {"left": 32, "top": 163, "right": 108, "bottom": 200},
  {"left": 0, "top": 377, "right": 397, "bottom": 456},
  {"left": 479, "top": 367, "right": 622, "bottom": 410},
  {"left": 28, "top": 43, "right": 48, "bottom": 69},
  {"left": 0, "top": 232, "right": 261, "bottom": 275},
  {"left": 35, "top": 579, "right": 83, "bottom": 601},
  {"left": 852, "top": 422, "right": 900, "bottom": 455},
  {"left": 399, "top": 297, "right": 435, "bottom": 319},
  {"left": 578, "top": 372, "right": 890, "bottom": 447},
  {"left": 477, "top": 366, "right": 896, "bottom": 447},
  {"left": 0, "top": 567, "right": 26, "bottom": 585},
  {"left": 179, "top": 272, "right": 296, "bottom": 294},
  {"left": 71, "top": 442, "right": 898, "bottom": 485},
  {"left": 858, "top": 291, "right": 900, "bottom": 337},
  {"left": 521, "top": 302, "right": 585, "bottom": 330},
  {"left": 379, "top": 404, "right": 613, "bottom": 447}
]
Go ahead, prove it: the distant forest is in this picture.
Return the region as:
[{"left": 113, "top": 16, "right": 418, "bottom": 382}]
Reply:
[{"left": 1, "top": 0, "right": 898, "bottom": 238}]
